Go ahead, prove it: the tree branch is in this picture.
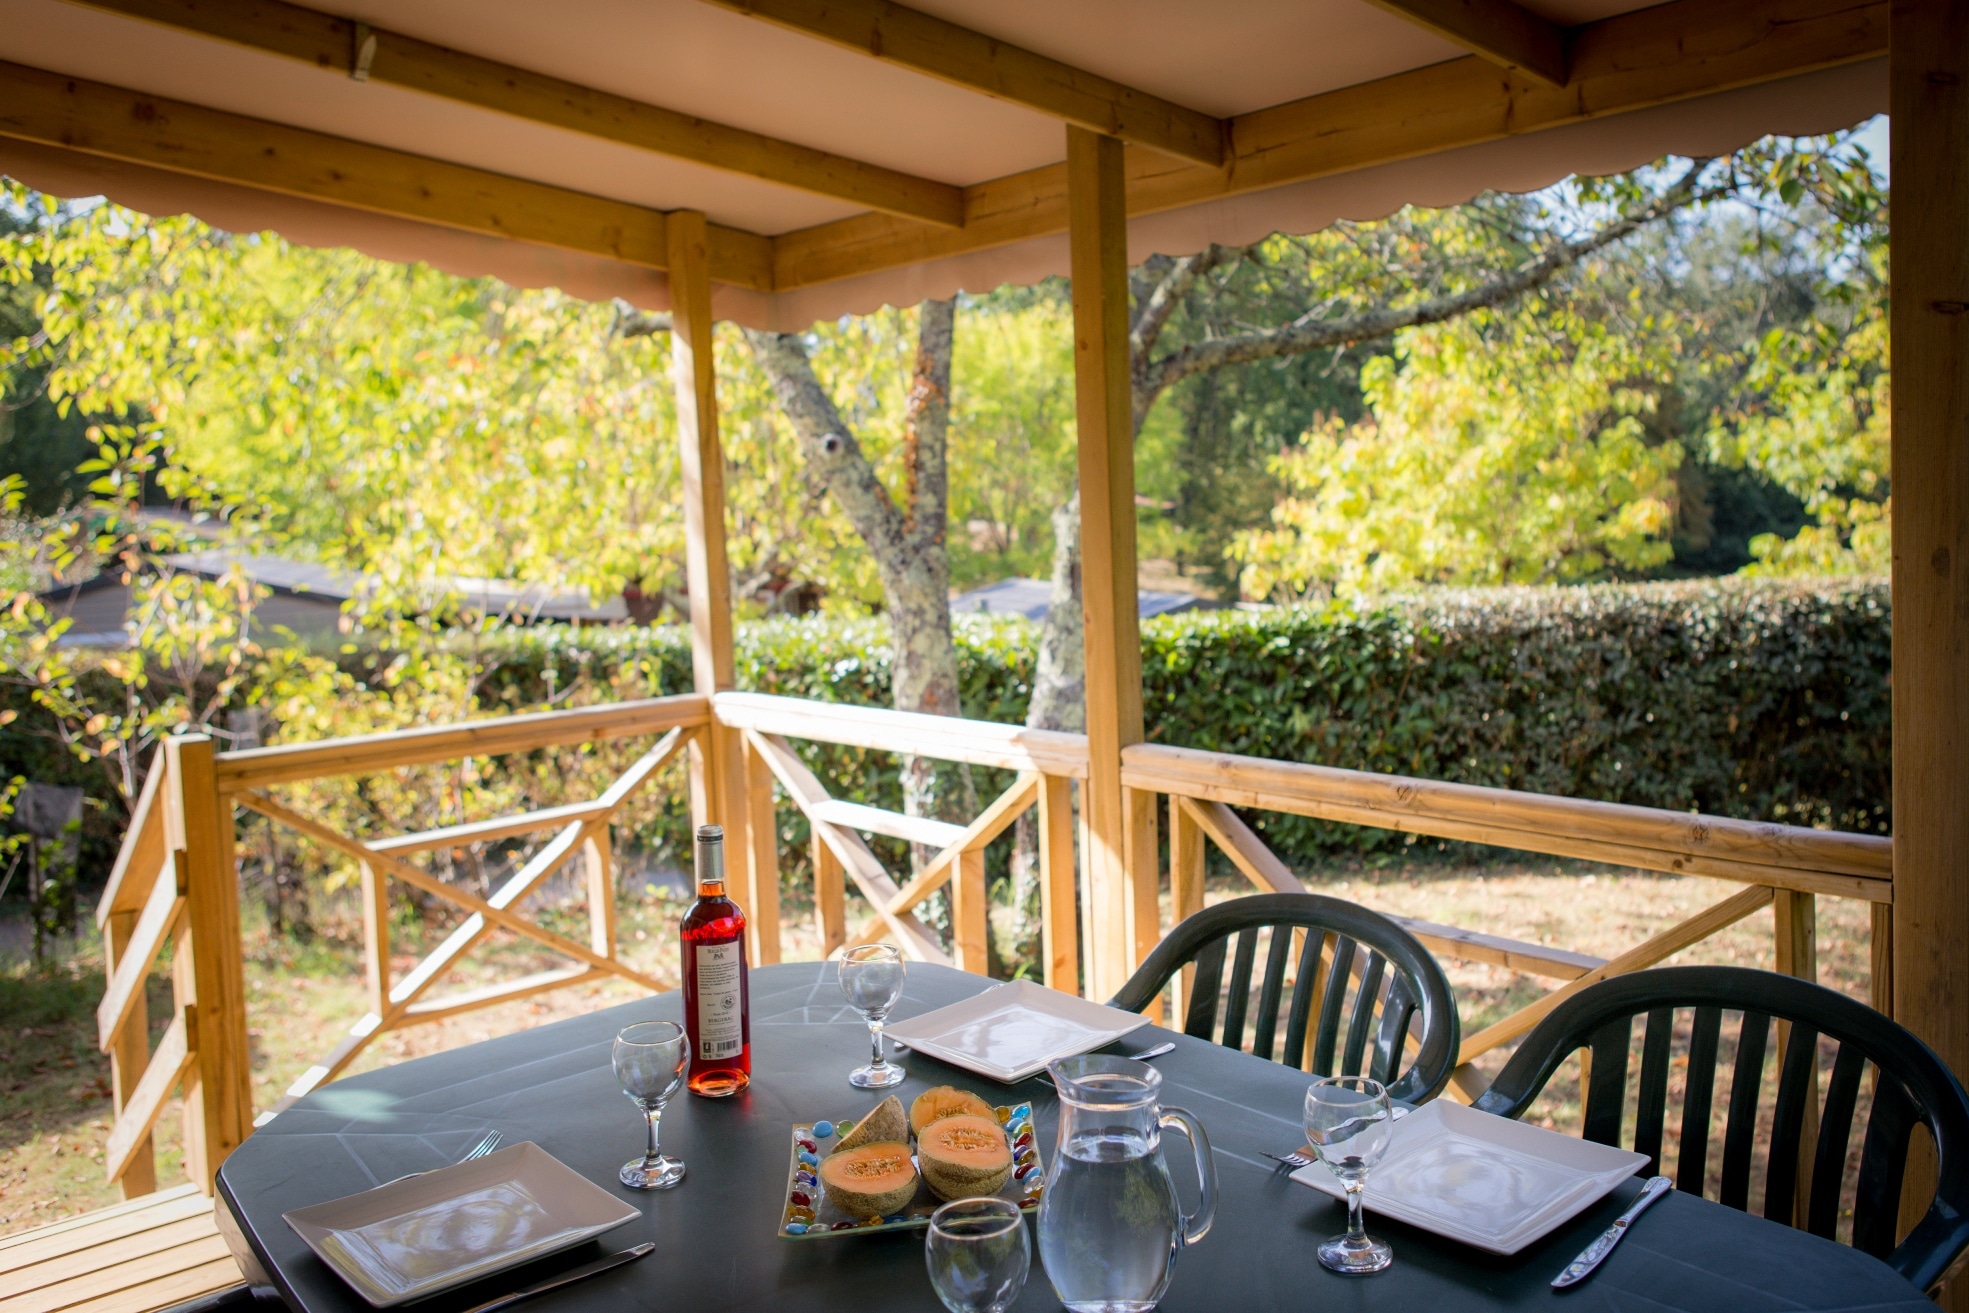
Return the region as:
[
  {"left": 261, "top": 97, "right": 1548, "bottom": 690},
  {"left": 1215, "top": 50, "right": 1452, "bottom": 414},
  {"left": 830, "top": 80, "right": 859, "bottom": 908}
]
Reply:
[
  {"left": 902, "top": 298, "right": 955, "bottom": 552},
  {"left": 1134, "top": 159, "right": 1724, "bottom": 423},
  {"left": 740, "top": 328, "right": 908, "bottom": 565},
  {"left": 1130, "top": 244, "right": 1234, "bottom": 374},
  {"left": 610, "top": 301, "right": 673, "bottom": 339}
]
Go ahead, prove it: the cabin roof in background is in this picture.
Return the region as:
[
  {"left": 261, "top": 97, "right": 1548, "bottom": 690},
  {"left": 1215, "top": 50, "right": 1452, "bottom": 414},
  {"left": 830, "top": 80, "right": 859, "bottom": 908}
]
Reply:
[{"left": 0, "top": 0, "right": 1887, "bottom": 328}]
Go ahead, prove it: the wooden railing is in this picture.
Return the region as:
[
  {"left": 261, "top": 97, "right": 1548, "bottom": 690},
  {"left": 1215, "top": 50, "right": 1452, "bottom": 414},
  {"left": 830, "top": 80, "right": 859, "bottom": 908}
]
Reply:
[
  {"left": 1124, "top": 741, "right": 1893, "bottom": 1096},
  {"left": 94, "top": 695, "right": 709, "bottom": 1195},
  {"left": 715, "top": 693, "right": 1086, "bottom": 989},
  {"left": 94, "top": 690, "right": 1893, "bottom": 1195}
]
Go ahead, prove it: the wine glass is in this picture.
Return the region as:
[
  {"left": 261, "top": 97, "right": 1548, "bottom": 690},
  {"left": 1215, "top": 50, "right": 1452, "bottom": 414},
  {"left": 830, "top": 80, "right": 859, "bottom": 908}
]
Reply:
[
  {"left": 1304, "top": 1075, "right": 1395, "bottom": 1274},
  {"left": 613, "top": 1020, "right": 689, "bottom": 1189},
  {"left": 925, "top": 1197, "right": 1031, "bottom": 1313},
  {"left": 839, "top": 943, "right": 906, "bottom": 1088}
]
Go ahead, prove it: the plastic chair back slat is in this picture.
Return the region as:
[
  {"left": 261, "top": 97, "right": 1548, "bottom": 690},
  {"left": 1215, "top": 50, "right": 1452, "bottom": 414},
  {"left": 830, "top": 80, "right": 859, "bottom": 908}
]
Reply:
[{"left": 1719, "top": 1011, "right": 1771, "bottom": 1212}]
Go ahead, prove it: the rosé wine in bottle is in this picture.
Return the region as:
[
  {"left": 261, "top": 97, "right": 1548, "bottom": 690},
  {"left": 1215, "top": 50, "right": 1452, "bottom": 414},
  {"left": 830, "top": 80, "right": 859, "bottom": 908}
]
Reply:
[{"left": 681, "top": 824, "right": 750, "bottom": 1097}]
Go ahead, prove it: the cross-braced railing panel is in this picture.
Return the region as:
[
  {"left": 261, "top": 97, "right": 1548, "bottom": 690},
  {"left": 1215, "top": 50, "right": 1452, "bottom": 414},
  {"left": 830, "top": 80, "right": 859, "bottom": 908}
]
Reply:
[
  {"left": 240, "top": 727, "right": 690, "bottom": 1113},
  {"left": 726, "top": 694, "right": 1083, "bottom": 990}
]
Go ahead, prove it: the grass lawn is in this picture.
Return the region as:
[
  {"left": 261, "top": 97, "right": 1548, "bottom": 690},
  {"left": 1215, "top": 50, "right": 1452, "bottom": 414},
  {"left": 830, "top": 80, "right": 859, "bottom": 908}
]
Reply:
[{"left": 0, "top": 853, "right": 1877, "bottom": 1237}]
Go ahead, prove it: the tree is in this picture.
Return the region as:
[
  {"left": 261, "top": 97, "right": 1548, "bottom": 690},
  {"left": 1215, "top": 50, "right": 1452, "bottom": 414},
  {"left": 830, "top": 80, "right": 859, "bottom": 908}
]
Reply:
[
  {"left": 738, "top": 303, "right": 971, "bottom": 827},
  {"left": 1022, "top": 154, "right": 1733, "bottom": 730}
]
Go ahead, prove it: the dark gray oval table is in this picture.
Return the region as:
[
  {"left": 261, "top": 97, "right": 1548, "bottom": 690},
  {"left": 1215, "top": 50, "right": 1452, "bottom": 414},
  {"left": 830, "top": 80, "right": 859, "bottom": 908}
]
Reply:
[{"left": 217, "top": 962, "right": 1931, "bottom": 1313}]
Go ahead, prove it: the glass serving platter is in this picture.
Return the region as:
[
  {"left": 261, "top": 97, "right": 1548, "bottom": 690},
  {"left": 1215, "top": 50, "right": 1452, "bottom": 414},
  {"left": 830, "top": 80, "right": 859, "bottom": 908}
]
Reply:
[{"left": 777, "top": 1102, "right": 1042, "bottom": 1240}]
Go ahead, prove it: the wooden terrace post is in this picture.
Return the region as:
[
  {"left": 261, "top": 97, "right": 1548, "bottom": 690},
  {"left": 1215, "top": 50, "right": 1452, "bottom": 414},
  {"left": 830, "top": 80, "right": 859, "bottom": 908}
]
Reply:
[
  {"left": 1891, "top": 0, "right": 1969, "bottom": 1104},
  {"left": 667, "top": 210, "right": 769, "bottom": 959},
  {"left": 1066, "top": 127, "right": 1160, "bottom": 1001},
  {"left": 163, "top": 735, "right": 252, "bottom": 1192},
  {"left": 103, "top": 902, "right": 157, "bottom": 1199}
]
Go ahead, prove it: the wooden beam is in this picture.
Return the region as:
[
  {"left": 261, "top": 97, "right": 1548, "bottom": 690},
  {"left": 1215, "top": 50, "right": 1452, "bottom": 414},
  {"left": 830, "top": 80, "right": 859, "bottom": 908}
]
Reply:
[
  {"left": 97, "top": 750, "right": 165, "bottom": 925},
  {"left": 215, "top": 694, "right": 706, "bottom": 790},
  {"left": 0, "top": 60, "right": 774, "bottom": 290},
  {"left": 1067, "top": 126, "right": 1155, "bottom": 1001},
  {"left": 771, "top": 0, "right": 1887, "bottom": 291},
  {"left": 1457, "top": 884, "right": 1775, "bottom": 1064},
  {"left": 1361, "top": 0, "right": 1568, "bottom": 88},
  {"left": 743, "top": 730, "right": 949, "bottom": 963},
  {"left": 96, "top": 854, "right": 184, "bottom": 1051},
  {"left": 63, "top": 0, "right": 964, "bottom": 227},
  {"left": 1389, "top": 915, "right": 1604, "bottom": 981},
  {"left": 101, "top": 907, "right": 157, "bottom": 1198},
  {"left": 1123, "top": 741, "right": 1893, "bottom": 901},
  {"left": 1178, "top": 796, "right": 1306, "bottom": 895},
  {"left": 1038, "top": 774, "right": 1079, "bottom": 995},
  {"left": 670, "top": 211, "right": 754, "bottom": 885},
  {"left": 713, "top": 691, "right": 1090, "bottom": 777},
  {"left": 742, "top": 734, "right": 782, "bottom": 965},
  {"left": 840, "top": 773, "right": 1039, "bottom": 945},
  {"left": 163, "top": 736, "right": 251, "bottom": 1192},
  {"left": 105, "top": 1008, "right": 196, "bottom": 1186},
  {"left": 807, "top": 799, "right": 969, "bottom": 849},
  {"left": 700, "top": 0, "right": 1224, "bottom": 167},
  {"left": 1890, "top": 0, "right": 1969, "bottom": 1128}
]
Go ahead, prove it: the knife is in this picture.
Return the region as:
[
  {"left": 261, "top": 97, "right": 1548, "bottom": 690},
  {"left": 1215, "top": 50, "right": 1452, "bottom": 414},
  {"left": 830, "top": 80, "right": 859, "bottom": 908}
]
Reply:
[
  {"left": 1551, "top": 1175, "right": 1673, "bottom": 1289},
  {"left": 458, "top": 1243, "right": 654, "bottom": 1313}
]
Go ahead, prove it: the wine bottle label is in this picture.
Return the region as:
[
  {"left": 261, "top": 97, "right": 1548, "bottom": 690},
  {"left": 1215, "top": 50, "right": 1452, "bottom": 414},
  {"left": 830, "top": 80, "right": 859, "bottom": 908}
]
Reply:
[{"left": 694, "top": 941, "right": 744, "bottom": 1061}]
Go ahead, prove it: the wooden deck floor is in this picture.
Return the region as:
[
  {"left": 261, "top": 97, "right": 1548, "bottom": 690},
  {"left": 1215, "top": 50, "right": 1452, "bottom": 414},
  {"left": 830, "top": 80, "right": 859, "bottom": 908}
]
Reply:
[{"left": 0, "top": 1186, "right": 243, "bottom": 1313}]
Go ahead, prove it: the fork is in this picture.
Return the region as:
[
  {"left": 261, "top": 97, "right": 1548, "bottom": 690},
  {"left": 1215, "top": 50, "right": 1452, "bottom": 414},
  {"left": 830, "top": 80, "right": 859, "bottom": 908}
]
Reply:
[
  {"left": 1264, "top": 1106, "right": 1409, "bottom": 1169},
  {"left": 382, "top": 1130, "right": 504, "bottom": 1186}
]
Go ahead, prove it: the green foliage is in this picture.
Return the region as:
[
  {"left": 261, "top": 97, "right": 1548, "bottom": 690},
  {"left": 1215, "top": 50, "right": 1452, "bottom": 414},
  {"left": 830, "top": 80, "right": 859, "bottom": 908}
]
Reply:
[
  {"left": 1240, "top": 298, "right": 1683, "bottom": 597},
  {"left": 471, "top": 577, "right": 1888, "bottom": 868},
  {"left": 0, "top": 578, "right": 1888, "bottom": 902}
]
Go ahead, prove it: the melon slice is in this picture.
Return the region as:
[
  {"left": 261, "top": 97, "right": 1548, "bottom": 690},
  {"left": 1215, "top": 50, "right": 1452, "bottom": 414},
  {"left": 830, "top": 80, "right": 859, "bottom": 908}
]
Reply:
[
  {"left": 818, "top": 1142, "right": 919, "bottom": 1218},
  {"left": 831, "top": 1095, "right": 907, "bottom": 1155},
  {"left": 909, "top": 1086, "right": 996, "bottom": 1137},
  {"left": 918, "top": 1114, "right": 1014, "bottom": 1201}
]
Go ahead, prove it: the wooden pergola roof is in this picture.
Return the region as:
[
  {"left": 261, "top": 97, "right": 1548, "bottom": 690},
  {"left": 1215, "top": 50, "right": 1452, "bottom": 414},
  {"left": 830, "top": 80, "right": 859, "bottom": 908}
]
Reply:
[{"left": 0, "top": 0, "right": 1885, "bottom": 328}]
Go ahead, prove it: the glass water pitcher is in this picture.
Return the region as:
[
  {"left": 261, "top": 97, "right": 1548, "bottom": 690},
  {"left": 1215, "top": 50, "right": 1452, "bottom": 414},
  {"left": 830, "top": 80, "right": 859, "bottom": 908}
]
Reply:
[{"left": 1036, "top": 1055, "right": 1218, "bottom": 1313}]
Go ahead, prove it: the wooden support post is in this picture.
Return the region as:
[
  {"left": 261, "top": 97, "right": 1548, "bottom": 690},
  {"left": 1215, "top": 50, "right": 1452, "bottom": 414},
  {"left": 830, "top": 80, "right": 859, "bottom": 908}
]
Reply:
[
  {"left": 743, "top": 737, "right": 782, "bottom": 965},
  {"left": 583, "top": 829, "right": 615, "bottom": 959},
  {"left": 1872, "top": 901, "right": 1895, "bottom": 1018},
  {"left": 1169, "top": 795, "right": 1204, "bottom": 1024},
  {"left": 951, "top": 848, "right": 989, "bottom": 975},
  {"left": 1067, "top": 125, "right": 1156, "bottom": 1002},
  {"left": 1892, "top": 13, "right": 1969, "bottom": 1292},
  {"left": 814, "top": 831, "right": 846, "bottom": 958},
  {"left": 1774, "top": 889, "right": 1819, "bottom": 1226},
  {"left": 1037, "top": 774, "right": 1079, "bottom": 995},
  {"left": 359, "top": 860, "right": 391, "bottom": 1017},
  {"left": 163, "top": 736, "right": 251, "bottom": 1193},
  {"left": 669, "top": 210, "right": 751, "bottom": 894},
  {"left": 103, "top": 906, "right": 157, "bottom": 1199}
]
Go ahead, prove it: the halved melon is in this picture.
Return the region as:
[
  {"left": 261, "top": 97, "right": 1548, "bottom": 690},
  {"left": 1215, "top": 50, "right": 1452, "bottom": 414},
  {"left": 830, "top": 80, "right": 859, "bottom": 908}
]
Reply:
[
  {"left": 909, "top": 1086, "right": 996, "bottom": 1137},
  {"left": 831, "top": 1095, "right": 907, "bottom": 1155},
  {"left": 918, "top": 1114, "right": 1014, "bottom": 1201},
  {"left": 819, "top": 1142, "right": 919, "bottom": 1218}
]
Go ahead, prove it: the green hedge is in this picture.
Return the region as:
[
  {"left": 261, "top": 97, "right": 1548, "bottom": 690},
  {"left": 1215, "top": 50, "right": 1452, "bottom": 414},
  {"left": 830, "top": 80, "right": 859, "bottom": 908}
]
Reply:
[
  {"left": 3, "top": 577, "right": 1892, "bottom": 896},
  {"left": 472, "top": 576, "right": 1890, "bottom": 865}
]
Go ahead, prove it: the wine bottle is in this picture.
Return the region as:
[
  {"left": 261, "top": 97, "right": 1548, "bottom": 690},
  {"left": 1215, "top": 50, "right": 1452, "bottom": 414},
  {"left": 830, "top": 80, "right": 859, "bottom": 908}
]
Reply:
[{"left": 680, "top": 823, "right": 750, "bottom": 1097}]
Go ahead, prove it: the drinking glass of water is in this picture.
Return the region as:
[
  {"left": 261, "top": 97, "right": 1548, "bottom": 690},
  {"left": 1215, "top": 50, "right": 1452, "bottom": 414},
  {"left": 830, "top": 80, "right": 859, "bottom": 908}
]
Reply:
[
  {"left": 1304, "top": 1075, "right": 1395, "bottom": 1273},
  {"left": 838, "top": 943, "right": 906, "bottom": 1088},
  {"left": 613, "top": 1020, "right": 689, "bottom": 1189},
  {"left": 925, "top": 1197, "right": 1030, "bottom": 1313}
]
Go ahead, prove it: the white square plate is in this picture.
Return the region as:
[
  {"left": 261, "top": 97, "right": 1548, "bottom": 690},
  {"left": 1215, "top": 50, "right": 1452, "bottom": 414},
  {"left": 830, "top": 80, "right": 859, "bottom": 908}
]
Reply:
[
  {"left": 283, "top": 1142, "right": 640, "bottom": 1306},
  {"left": 886, "top": 980, "right": 1151, "bottom": 1083},
  {"left": 1291, "top": 1101, "right": 1648, "bottom": 1255}
]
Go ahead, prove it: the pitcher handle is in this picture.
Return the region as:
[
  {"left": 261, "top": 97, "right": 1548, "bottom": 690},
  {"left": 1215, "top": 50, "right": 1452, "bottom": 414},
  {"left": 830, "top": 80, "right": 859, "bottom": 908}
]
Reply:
[{"left": 1158, "top": 1105, "right": 1217, "bottom": 1247}]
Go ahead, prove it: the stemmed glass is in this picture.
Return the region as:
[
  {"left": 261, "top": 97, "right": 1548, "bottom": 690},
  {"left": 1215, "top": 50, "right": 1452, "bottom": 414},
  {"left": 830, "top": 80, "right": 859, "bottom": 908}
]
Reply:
[
  {"left": 925, "top": 1197, "right": 1031, "bottom": 1313},
  {"left": 839, "top": 943, "right": 906, "bottom": 1088},
  {"left": 1304, "top": 1075, "right": 1395, "bottom": 1274},
  {"left": 613, "top": 1020, "right": 690, "bottom": 1189}
]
